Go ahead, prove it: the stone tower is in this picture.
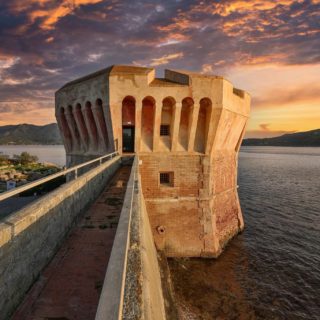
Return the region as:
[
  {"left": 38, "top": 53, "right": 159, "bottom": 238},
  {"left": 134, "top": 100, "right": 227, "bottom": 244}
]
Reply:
[{"left": 55, "top": 65, "right": 250, "bottom": 257}]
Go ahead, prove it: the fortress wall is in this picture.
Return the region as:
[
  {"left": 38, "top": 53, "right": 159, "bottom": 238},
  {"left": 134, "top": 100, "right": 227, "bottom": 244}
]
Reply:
[
  {"left": 139, "top": 153, "right": 208, "bottom": 257},
  {"left": 0, "top": 156, "right": 121, "bottom": 320},
  {"left": 55, "top": 71, "right": 114, "bottom": 162},
  {"left": 54, "top": 65, "right": 251, "bottom": 258}
]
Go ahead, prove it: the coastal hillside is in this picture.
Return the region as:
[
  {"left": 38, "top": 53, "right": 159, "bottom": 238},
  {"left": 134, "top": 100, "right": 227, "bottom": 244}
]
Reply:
[
  {"left": 243, "top": 129, "right": 320, "bottom": 147},
  {"left": 0, "top": 123, "right": 62, "bottom": 145}
]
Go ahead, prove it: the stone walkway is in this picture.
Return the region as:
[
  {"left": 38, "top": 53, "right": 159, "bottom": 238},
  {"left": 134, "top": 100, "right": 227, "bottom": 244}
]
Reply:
[{"left": 12, "top": 165, "right": 131, "bottom": 320}]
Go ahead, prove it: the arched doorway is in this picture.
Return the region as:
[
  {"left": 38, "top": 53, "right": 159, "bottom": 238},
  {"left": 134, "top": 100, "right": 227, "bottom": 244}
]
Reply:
[
  {"left": 122, "top": 96, "right": 136, "bottom": 152},
  {"left": 160, "top": 97, "right": 175, "bottom": 150}
]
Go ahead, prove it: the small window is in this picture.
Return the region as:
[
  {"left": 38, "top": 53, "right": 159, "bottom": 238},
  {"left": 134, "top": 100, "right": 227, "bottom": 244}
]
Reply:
[
  {"left": 159, "top": 172, "right": 174, "bottom": 187},
  {"left": 160, "top": 124, "right": 170, "bottom": 136}
]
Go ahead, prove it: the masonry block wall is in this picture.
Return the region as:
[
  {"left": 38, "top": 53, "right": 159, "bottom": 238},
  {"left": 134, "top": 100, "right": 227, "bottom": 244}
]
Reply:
[
  {"left": 55, "top": 65, "right": 250, "bottom": 257},
  {"left": 0, "top": 157, "right": 121, "bottom": 320}
]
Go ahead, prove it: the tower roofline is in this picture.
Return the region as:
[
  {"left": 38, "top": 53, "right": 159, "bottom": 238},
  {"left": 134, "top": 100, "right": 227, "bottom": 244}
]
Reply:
[{"left": 57, "top": 65, "right": 154, "bottom": 92}]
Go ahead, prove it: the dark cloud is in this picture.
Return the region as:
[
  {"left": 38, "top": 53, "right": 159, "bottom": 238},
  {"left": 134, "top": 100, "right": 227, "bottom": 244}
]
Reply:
[{"left": 0, "top": 0, "right": 319, "bottom": 123}]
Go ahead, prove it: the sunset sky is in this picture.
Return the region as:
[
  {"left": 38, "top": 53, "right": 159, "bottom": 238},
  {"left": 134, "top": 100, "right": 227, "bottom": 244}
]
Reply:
[{"left": 0, "top": 0, "right": 319, "bottom": 138}]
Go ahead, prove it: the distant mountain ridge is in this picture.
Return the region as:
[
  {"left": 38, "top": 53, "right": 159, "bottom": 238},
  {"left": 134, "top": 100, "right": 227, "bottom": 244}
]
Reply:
[
  {"left": 0, "top": 124, "right": 319, "bottom": 146},
  {"left": 243, "top": 129, "right": 320, "bottom": 147},
  {"left": 0, "top": 123, "right": 62, "bottom": 145}
]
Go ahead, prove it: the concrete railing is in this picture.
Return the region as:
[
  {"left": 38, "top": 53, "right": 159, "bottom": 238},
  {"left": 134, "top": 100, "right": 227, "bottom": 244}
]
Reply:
[
  {"left": 95, "top": 157, "right": 166, "bottom": 320},
  {"left": 95, "top": 157, "right": 137, "bottom": 320},
  {"left": 0, "top": 151, "right": 118, "bottom": 202},
  {"left": 0, "top": 154, "right": 121, "bottom": 320}
]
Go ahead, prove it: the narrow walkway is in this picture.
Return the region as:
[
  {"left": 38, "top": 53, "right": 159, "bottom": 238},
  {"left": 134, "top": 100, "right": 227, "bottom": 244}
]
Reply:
[{"left": 12, "top": 166, "right": 131, "bottom": 320}]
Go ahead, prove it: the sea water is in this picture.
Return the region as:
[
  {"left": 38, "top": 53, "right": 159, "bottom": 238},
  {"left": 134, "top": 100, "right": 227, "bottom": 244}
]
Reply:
[{"left": 169, "top": 146, "right": 320, "bottom": 319}]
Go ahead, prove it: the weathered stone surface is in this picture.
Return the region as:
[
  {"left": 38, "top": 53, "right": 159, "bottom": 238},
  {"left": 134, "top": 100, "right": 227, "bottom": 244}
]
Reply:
[{"left": 55, "top": 65, "right": 250, "bottom": 258}]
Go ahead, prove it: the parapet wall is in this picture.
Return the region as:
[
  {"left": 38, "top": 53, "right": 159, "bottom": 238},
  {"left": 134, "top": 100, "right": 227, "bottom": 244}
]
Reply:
[
  {"left": 95, "top": 157, "right": 166, "bottom": 320},
  {"left": 0, "top": 156, "right": 121, "bottom": 320},
  {"left": 122, "top": 174, "right": 166, "bottom": 319}
]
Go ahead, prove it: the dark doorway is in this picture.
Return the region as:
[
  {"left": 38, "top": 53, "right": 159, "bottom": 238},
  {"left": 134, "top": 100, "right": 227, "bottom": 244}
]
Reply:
[{"left": 122, "top": 126, "right": 135, "bottom": 152}]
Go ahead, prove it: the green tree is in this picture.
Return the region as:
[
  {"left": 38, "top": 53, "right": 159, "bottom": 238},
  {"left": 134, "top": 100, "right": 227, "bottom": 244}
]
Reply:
[{"left": 13, "top": 152, "right": 39, "bottom": 165}]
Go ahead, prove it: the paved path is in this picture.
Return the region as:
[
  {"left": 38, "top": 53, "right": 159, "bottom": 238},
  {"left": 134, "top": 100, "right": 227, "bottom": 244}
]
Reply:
[{"left": 12, "top": 166, "right": 131, "bottom": 320}]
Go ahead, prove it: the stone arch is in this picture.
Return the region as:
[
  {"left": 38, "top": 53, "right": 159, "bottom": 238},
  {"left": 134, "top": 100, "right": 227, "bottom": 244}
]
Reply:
[
  {"left": 178, "top": 97, "right": 193, "bottom": 151},
  {"left": 194, "top": 98, "right": 212, "bottom": 153},
  {"left": 84, "top": 101, "right": 99, "bottom": 150},
  {"left": 122, "top": 96, "right": 136, "bottom": 153},
  {"left": 160, "top": 97, "right": 175, "bottom": 150},
  {"left": 122, "top": 96, "right": 136, "bottom": 125},
  {"left": 59, "top": 107, "right": 72, "bottom": 152},
  {"left": 95, "top": 98, "right": 109, "bottom": 150},
  {"left": 141, "top": 96, "right": 155, "bottom": 151}
]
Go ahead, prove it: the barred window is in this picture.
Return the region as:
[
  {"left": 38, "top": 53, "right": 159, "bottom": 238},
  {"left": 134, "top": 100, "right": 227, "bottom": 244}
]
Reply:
[
  {"left": 159, "top": 172, "right": 174, "bottom": 186},
  {"left": 160, "top": 124, "right": 170, "bottom": 136}
]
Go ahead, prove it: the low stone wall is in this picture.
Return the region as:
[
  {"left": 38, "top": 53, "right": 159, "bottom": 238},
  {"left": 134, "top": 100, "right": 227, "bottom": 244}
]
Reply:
[
  {"left": 0, "top": 156, "right": 121, "bottom": 320},
  {"left": 122, "top": 176, "right": 166, "bottom": 320},
  {"left": 95, "top": 158, "right": 166, "bottom": 320}
]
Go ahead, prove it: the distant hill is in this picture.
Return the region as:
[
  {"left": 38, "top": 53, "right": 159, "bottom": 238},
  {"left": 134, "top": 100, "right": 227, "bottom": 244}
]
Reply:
[
  {"left": 243, "top": 129, "right": 320, "bottom": 147},
  {"left": 0, "top": 123, "right": 62, "bottom": 145}
]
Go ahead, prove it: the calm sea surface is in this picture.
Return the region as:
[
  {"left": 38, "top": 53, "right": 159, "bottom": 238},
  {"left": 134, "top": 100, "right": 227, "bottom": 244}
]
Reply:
[
  {"left": 169, "top": 146, "right": 320, "bottom": 319},
  {"left": 0, "top": 145, "right": 66, "bottom": 166}
]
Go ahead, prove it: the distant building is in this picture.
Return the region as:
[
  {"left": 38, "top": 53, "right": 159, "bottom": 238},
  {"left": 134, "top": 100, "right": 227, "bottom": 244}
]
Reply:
[{"left": 55, "top": 65, "right": 250, "bottom": 257}]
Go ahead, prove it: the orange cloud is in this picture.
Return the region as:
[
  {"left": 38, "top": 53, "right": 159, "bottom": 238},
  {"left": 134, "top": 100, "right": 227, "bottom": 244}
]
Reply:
[
  {"left": 210, "top": 0, "right": 297, "bottom": 16},
  {"left": 11, "top": 0, "right": 104, "bottom": 30},
  {"left": 236, "top": 52, "right": 289, "bottom": 66},
  {"left": 134, "top": 52, "right": 184, "bottom": 67},
  {"left": 149, "top": 53, "right": 184, "bottom": 66}
]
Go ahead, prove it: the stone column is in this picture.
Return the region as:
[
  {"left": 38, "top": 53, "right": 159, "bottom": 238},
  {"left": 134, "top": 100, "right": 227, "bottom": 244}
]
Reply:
[
  {"left": 65, "top": 108, "right": 81, "bottom": 152},
  {"left": 152, "top": 101, "right": 162, "bottom": 152},
  {"left": 188, "top": 103, "right": 200, "bottom": 152},
  {"left": 171, "top": 102, "right": 182, "bottom": 151},
  {"left": 92, "top": 104, "right": 109, "bottom": 153},
  {"left": 204, "top": 108, "right": 215, "bottom": 154},
  {"left": 74, "top": 106, "right": 89, "bottom": 152},
  {"left": 56, "top": 114, "right": 72, "bottom": 153},
  {"left": 135, "top": 100, "right": 142, "bottom": 153},
  {"left": 102, "top": 103, "right": 114, "bottom": 153},
  {"left": 82, "top": 105, "right": 99, "bottom": 152}
]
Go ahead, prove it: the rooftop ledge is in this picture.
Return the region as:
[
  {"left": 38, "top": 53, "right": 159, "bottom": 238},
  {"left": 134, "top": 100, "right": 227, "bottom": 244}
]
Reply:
[{"left": 56, "top": 64, "right": 249, "bottom": 98}]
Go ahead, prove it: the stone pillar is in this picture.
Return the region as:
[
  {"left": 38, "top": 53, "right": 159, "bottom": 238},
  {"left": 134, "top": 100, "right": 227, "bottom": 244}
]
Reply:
[
  {"left": 205, "top": 108, "right": 215, "bottom": 154},
  {"left": 56, "top": 114, "right": 72, "bottom": 153},
  {"left": 82, "top": 105, "right": 99, "bottom": 152},
  {"left": 188, "top": 103, "right": 200, "bottom": 152},
  {"left": 92, "top": 104, "right": 109, "bottom": 153},
  {"left": 171, "top": 102, "right": 182, "bottom": 151},
  {"left": 65, "top": 108, "right": 81, "bottom": 152},
  {"left": 102, "top": 103, "right": 114, "bottom": 153},
  {"left": 135, "top": 100, "right": 142, "bottom": 153},
  {"left": 74, "top": 106, "right": 89, "bottom": 152},
  {"left": 153, "top": 101, "right": 161, "bottom": 152}
]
